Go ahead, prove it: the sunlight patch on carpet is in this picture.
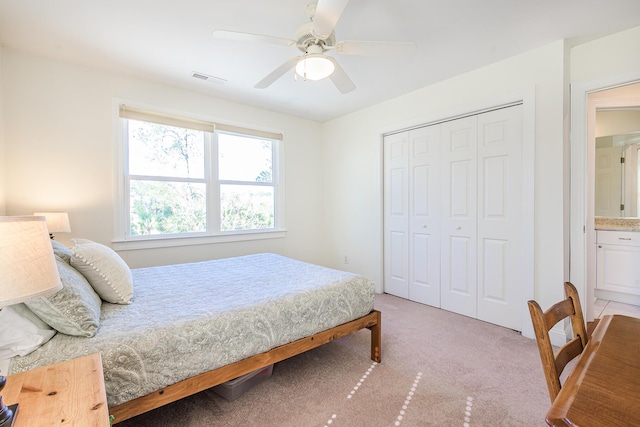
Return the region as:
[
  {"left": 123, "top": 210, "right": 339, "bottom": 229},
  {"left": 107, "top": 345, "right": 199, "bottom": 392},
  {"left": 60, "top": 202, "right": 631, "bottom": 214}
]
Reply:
[
  {"left": 464, "top": 395, "right": 474, "bottom": 426},
  {"left": 322, "top": 361, "right": 379, "bottom": 426},
  {"left": 347, "top": 361, "right": 378, "bottom": 399},
  {"left": 323, "top": 413, "right": 337, "bottom": 425},
  {"left": 393, "top": 371, "right": 422, "bottom": 426}
]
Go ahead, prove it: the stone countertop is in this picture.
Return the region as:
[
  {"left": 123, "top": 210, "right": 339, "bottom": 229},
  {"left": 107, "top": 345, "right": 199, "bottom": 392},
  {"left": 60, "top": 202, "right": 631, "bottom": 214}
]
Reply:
[{"left": 595, "top": 217, "right": 640, "bottom": 231}]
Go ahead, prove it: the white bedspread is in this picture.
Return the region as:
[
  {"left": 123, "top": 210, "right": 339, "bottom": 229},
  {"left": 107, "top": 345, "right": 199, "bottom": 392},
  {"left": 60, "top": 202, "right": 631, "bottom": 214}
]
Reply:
[{"left": 8, "top": 253, "right": 375, "bottom": 407}]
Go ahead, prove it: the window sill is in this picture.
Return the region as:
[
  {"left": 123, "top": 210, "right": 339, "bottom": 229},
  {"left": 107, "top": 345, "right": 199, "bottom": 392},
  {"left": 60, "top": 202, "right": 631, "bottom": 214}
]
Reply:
[{"left": 113, "top": 230, "right": 286, "bottom": 251}]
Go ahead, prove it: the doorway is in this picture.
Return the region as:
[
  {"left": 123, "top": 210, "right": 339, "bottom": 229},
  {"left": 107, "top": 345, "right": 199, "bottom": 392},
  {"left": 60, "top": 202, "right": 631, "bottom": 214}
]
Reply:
[{"left": 570, "top": 78, "right": 640, "bottom": 321}]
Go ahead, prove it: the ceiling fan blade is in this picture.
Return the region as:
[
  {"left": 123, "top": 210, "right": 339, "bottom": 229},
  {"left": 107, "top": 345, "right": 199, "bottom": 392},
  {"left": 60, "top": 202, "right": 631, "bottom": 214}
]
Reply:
[
  {"left": 327, "top": 57, "right": 356, "bottom": 94},
  {"left": 312, "top": 0, "right": 350, "bottom": 39},
  {"left": 212, "top": 30, "right": 296, "bottom": 47},
  {"left": 254, "top": 57, "right": 300, "bottom": 89},
  {"left": 334, "top": 40, "right": 417, "bottom": 57}
]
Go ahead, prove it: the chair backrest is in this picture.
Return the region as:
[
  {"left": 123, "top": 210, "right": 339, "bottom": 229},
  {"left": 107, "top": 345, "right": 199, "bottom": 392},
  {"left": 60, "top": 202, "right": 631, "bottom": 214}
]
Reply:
[{"left": 527, "top": 282, "right": 589, "bottom": 403}]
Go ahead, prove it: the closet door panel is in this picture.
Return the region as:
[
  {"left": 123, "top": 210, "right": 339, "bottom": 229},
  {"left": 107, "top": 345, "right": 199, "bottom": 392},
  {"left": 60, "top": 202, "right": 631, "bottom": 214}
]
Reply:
[
  {"left": 411, "top": 232, "right": 430, "bottom": 290},
  {"left": 440, "top": 116, "right": 477, "bottom": 318},
  {"left": 389, "top": 230, "right": 407, "bottom": 284},
  {"left": 449, "top": 235, "right": 473, "bottom": 292},
  {"left": 483, "top": 155, "right": 507, "bottom": 217},
  {"left": 481, "top": 238, "right": 508, "bottom": 300},
  {"left": 384, "top": 132, "right": 409, "bottom": 298},
  {"left": 450, "top": 160, "right": 473, "bottom": 216},
  {"left": 476, "top": 105, "right": 523, "bottom": 330},
  {"left": 409, "top": 126, "right": 441, "bottom": 306}
]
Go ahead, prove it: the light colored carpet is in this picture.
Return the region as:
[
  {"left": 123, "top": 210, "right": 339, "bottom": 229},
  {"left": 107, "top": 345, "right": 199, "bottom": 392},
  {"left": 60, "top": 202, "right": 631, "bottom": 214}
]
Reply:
[{"left": 116, "top": 293, "right": 550, "bottom": 426}]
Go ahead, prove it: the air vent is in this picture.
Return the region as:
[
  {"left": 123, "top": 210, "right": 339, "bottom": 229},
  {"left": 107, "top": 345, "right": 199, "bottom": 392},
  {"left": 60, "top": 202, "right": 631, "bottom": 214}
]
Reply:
[{"left": 192, "top": 72, "right": 226, "bottom": 85}]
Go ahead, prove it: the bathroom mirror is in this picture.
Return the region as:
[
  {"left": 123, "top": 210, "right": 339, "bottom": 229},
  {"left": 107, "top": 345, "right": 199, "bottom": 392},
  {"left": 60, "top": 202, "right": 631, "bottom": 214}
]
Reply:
[
  {"left": 595, "top": 108, "right": 640, "bottom": 217},
  {"left": 595, "top": 129, "right": 640, "bottom": 217}
]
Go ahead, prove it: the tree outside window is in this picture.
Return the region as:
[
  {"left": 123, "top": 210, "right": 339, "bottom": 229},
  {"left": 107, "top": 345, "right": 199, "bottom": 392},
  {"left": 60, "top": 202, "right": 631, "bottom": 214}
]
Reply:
[{"left": 123, "top": 116, "right": 278, "bottom": 239}]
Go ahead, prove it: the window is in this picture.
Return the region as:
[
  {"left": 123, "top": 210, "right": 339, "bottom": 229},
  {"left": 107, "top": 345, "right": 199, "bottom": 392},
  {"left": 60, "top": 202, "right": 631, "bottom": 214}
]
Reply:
[
  {"left": 115, "top": 104, "right": 284, "bottom": 246},
  {"left": 218, "top": 133, "right": 275, "bottom": 231}
]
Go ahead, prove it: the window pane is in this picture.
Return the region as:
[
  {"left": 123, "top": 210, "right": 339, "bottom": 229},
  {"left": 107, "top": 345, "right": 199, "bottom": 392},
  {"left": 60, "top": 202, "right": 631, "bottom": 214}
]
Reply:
[
  {"left": 220, "top": 185, "right": 274, "bottom": 231},
  {"left": 130, "top": 180, "right": 206, "bottom": 236},
  {"left": 219, "top": 134, "right": 272, "bottom": 182},
  {"left": 129, "top": 120, "right": 205, "bottom": 179}
]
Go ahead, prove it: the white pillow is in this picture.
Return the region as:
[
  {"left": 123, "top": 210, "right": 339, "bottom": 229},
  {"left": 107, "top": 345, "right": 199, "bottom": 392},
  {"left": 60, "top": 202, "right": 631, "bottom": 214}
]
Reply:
[
  {"left": 0, "top": 303, "right": 56, "bottom": 360},
  {"left": 70, "top": 238, "right": 133, "bottom": 304}
]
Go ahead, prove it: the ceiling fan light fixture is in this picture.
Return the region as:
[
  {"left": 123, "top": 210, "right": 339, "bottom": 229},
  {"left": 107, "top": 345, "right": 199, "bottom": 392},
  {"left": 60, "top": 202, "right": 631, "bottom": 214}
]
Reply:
[{"left": 295, "top": 54, "right": 335, "bottom": 81}]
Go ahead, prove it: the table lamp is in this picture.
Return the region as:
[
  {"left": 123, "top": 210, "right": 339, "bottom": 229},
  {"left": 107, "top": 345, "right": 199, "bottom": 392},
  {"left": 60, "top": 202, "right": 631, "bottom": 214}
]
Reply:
[
  {"left": 0, "top": 216, "right": 63, "bottom": 427},
  {"left": 32, "top": 212, "right": 71, "bottom": 240}
]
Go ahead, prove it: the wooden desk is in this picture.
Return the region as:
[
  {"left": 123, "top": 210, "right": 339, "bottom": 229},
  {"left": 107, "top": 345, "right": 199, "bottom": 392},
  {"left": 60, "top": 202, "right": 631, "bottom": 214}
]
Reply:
[
  {"left": 546, "top": 314, "right": 640, "bottom": 427},
  {"left": 2, "top": 353, "right": 110, "bottom": 426}
]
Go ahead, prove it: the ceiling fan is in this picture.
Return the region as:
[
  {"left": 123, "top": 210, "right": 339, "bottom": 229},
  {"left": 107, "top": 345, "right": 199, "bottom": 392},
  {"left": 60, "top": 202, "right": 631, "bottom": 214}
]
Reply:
[{"left": 212, "top": 0, "right": 417, "bottom": 93}]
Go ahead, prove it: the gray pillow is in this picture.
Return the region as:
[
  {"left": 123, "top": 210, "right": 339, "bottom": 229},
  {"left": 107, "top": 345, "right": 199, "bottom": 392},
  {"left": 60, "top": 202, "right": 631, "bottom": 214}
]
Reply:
[
  {"left": 51, "top": 240, "right": 72, "bottom": 264},
  {"left": 25, "top": 256, "right": 102, "bottom": 337}
]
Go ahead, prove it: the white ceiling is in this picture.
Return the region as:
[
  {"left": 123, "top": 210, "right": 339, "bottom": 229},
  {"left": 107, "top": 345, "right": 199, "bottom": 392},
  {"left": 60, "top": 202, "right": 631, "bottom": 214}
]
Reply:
[{"left": 1, "top": 0, "right": 639, "bottom": 122}]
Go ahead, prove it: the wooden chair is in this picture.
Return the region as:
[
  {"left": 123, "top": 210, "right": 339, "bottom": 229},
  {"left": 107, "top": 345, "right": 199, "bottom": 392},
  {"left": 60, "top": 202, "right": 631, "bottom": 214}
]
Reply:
[{"left": 528, "top": 282, "right": 589, "bottom": 403}]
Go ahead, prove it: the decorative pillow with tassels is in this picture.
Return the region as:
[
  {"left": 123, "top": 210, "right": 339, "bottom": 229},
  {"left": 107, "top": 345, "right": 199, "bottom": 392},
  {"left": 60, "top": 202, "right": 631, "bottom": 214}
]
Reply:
[{"left": 70, "top": 238, "right": 133, "bottom": 304}]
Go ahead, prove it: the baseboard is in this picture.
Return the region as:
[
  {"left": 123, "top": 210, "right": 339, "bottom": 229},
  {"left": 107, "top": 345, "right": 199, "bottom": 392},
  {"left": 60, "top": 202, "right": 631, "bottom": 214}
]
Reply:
[
  {"left": 549, "top": 325, "right": 567, "bottom": 347},
  {"left": 594, "top": 288, "right": 640, "bottom": 306}
]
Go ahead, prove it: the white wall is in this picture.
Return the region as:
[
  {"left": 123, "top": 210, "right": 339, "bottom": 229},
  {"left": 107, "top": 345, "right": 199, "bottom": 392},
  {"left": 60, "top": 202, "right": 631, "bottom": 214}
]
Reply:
[
  {"left": 0, "top": 46, "right": 5, "bottom": 215},
  {"left": 571, "top": 26, "right": 640, "bottom": 83},
  {"left": 322, "top": 41, "right": 569, "bottom": 313},
  {"left": 1, "top": 48, "right": 325, "bottom": 268}
]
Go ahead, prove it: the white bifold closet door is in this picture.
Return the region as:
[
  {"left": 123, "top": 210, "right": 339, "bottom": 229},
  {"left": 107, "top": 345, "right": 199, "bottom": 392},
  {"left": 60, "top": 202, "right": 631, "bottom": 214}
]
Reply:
[
  {"left": 409, "top": 125, "right": 442, "bottom": 305},
  {"left": 383, "top": 104, "right": 523, "bottom": 331},
  {"left": 383, "top": 132, "right": 410, "bottom": 298},
  {"left": 476, "top": 106, "right": 523, "bottom": 329},
  {"left": 383, "top": 126, "right": 441, "bottom": 305},
  {"left": 440, "top": 115, "right": 478, "bottom": 318}
]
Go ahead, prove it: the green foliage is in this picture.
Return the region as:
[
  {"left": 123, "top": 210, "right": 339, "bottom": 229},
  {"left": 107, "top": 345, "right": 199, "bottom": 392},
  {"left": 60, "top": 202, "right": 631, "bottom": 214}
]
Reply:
[
  {"left": 130, "top": 120, "right": 204, "bottom": 178},
  {"left": 128, "top": 120, "right": 275, "bottom": 235},
  {"left": 256, "top": 169, "right": 272, "bottom": 182},
  {"left": 130, "top": 181, "right": 206, "bottom": 236},
  {"left": 220, "top": 187, "right": 274, "bottom": 231}
]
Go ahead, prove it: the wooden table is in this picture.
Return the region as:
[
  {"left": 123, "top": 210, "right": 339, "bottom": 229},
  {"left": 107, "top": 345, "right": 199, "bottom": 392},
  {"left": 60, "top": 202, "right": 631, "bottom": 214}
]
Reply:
[
  {"left": 2, "top": 353, "right": 110, "bottom": 426},
  {"left": 546, "top": 314, "right": 640, "bottom": 427}
]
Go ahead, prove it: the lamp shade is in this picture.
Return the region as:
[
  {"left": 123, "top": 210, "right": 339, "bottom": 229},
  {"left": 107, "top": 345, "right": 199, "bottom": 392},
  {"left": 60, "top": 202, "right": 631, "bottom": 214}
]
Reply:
[
  {"left": 33, "top": 212, "right": 71, "bottom": 233},
  {"left": 0, "top": 216, "right": 63, "bottom": 307},
  {"left": 295, "top": 54, "right": 335, "bottom": 81}
]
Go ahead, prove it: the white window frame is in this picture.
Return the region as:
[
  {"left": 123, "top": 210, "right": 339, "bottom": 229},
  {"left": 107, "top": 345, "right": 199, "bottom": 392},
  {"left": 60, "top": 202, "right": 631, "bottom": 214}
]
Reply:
[{"left": 113, "top": 100, "right": 285, "bottom": 250}]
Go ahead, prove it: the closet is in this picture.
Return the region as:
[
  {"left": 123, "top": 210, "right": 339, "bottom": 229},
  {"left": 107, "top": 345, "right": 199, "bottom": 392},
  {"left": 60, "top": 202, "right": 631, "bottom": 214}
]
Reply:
[{"left": 383, "top": 105, "right": 523, "bottom": 330}]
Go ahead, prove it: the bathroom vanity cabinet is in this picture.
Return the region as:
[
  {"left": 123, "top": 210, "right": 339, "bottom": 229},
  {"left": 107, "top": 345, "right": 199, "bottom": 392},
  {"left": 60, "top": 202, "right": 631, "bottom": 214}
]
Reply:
[{"left": 596, "top": 230, "right": 640, "bottom": 296}]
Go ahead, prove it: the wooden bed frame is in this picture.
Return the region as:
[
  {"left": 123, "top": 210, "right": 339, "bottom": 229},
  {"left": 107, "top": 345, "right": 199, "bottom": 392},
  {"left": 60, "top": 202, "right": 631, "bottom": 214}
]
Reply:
[{"left": 109, "top": 309, "right": 381, "bottom": 423}]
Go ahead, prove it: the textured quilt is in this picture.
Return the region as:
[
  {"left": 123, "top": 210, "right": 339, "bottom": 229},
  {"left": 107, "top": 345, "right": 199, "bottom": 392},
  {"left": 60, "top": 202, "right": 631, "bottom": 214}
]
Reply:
[{"left": 9, "top": 253, "right": 375, "bottom": 407}]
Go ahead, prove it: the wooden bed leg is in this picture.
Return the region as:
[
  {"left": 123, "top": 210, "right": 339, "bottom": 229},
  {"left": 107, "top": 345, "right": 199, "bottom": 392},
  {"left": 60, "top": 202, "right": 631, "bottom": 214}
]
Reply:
[{"left": 367, "top": 309, "right": 382, "bottom": 363}]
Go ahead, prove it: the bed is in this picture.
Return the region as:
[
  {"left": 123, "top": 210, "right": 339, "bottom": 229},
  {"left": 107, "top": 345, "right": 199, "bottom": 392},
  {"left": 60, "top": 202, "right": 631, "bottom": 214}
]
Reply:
[{"left": 4, "top": 241, "right": 381, "bottom": 424}]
